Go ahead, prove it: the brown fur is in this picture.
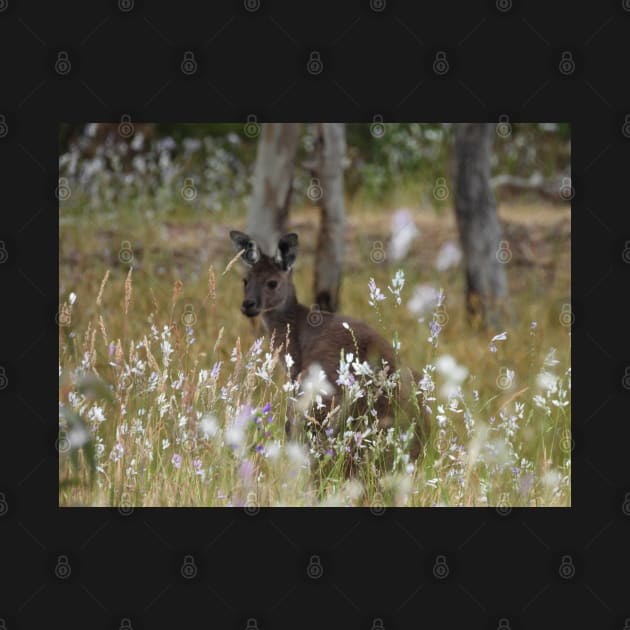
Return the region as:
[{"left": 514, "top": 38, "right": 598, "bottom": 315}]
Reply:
[{"left": 230, "top": 230, "right": 428, "bottom": 459}]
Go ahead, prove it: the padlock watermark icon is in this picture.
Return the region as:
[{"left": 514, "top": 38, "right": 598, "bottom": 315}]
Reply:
[
  {"left": 559, "top": 303, "right": 574, "bottom": 327},
  {"left": 181, "top": 554, "right": 198, "bottom": 579},
  {"left": 370, "top": 114, "right": 386, "bottom": 138},
  {"left": 496, "top": 240, "right": 512, "bottom": 263},
  {"left": 56, "top": 177, "right": 72, "bottom": 201},
  {"left": 181, "top": 177, "right": 197, "bottom": 201},
  {"left": 369, "top": 0, "right": 386, "bottom": 12},
  {"left": 244, "top": 114, "right": 260, "bottom": 138},
  {"left": 55, "top": 51, "right": 72, "bottom": 76},
  {"left": 558, "top": 51, "right": 575, "bottom": 76},
  {"left": 433, "top": 177, "right": 449, "bottom": 200},
  {"left": 181, "top": 304, "right": 197, "bottom": 326},
  {"left": 0, "top": 241, "right": 8, "bottom": 264},
  {"left": 434, "top": 306, "right": 449, "bottom": 327},
  {"left": 369, "top": 492, "right": 386, "bottom": 516},
  {"left": 244, "top": 0, "right": 260, "bottom": 11},
  {"left": 496, "top": 114, "right": 512, "bottom": 138},
  {"left": 307, "top": 304, "right": 324, "bottom": 327},
  {"left": 119, "top": 241, "right": 134, "bottom": 264},
  {"left": 496, "top": 367, "right": 514, "bottom": 390},
  {"left": 622, "top": 114, "right": 630, "bottom": 139},
  {"left": 432, "top": 51, "right": 449, "bottom": 75},
  {"left": 307, "top": 178, "right": 323, "bottom": 201},
  {"left": 559, "top": 428, "right": 573, "bottom": 453},
  {"left": 118, "top": 114, "right": 134, "bottom": 138},
  {"left": 559, "top": 177, "right": 574, "bottom": 200},
  {"left": 621, "top": 241, "right": 630, "bottom": 264},
  {"left": 306, "top": 51, "right": 323, "bottom": 75},
  {"left": 495, "top": 493, "right": 512, "bottom": 516},
  {"left": 434, "top": 430, "right": 450, "bottom": 454},
  {"left": 432, "top": 554, "right": 449, "bottom": 579},
  {"left": 0, "top": 114, "right": 8, "bottom": 139},
  {"left": 54, "top": 554, "right": 72, "bottom": 579},
  {"left": 118, "top": 0, "right": 134, "bottom": 11},
  {"left": 369, "top": 241, "right": 386, "bottom": 263},
  {"left": 306, "top": 554, "right": 323, "bottom": 579},
  {"left": 495, "top": 0, "right": 512, "bottom": 12},
  {"left": 56, "top": 429, "right": 71, "bottom": 453},
  {"left": 118, "top": 492, "right": 134, "bottom": 516},
  {"left": 558, "top": 554, "right": 575, "bottom": 579},
  {"left": 181, "top": 50, "right": 198, "bottom": 75},
  {"left": 244, "top": 491, "right": 260, "bottom": 516}
]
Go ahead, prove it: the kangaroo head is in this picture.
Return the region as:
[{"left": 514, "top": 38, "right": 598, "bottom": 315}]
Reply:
[{"left": 229, "top": 230, "right": 299, "bottom": 318}]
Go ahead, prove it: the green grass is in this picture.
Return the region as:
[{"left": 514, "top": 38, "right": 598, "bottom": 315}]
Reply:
[{"left": 59, "top": 197, "right": 571, "bottom": 507}]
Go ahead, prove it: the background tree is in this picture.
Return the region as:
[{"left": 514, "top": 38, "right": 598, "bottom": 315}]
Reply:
[
  {"left": 305, "top": 123, "right": 346, "bottom": 312},
  {"left": 453, "top": 123, "right": 508, "bottom": 328},
  {"left": 246, "top": 122, "right": 347, "bottom": 312},
  {"left": 245, "top": 123, "right": 302, "bottom": 256}
]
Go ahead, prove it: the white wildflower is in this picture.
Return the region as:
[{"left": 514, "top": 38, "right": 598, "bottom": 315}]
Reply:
[
  {"left": 407, "top": 283, "right": 440, "bottom": 317},
  {"left": 200, "top": 414, "right": 219, "bottom": 439},
  {"left": 387, "top": 269, "right": 405, "bottom": 306},
  {"left": 388, "top": 208, "right": 419, "bottom": 261},
  {"left": 435, "top": 241, "right": 462, "bottom": 271}
]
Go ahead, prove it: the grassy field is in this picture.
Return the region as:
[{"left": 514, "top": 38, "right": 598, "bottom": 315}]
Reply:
[{"left": 59, "top": 197, "right": 571, "bottom": 507}]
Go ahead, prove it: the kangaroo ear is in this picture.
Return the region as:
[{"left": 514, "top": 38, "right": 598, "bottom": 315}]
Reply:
[
  {"left": 230, "top": 230, "right": 260, "bottom": 267},
  {"left": 275, "top": 233, "right": 298, "bottom": 270}
]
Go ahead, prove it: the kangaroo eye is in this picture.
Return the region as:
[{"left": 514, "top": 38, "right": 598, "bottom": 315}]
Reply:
[
  {"left": 267, "top": 280, "right": 278, "bottom": 289},
  {"left": 243, "top": 278, "right": 248, "bottom": 286}
]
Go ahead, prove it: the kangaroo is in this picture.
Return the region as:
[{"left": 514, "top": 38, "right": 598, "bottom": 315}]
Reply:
[{"left": 230, "top": 230, "right": 428, "bottom": 459}]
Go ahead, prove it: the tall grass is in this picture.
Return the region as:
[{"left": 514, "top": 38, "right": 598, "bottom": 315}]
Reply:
[{"left": 59, "top": 202, "right": 570, "bottom": 507}]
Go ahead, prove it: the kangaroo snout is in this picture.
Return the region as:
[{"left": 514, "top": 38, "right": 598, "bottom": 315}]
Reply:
[{"left": 241, "top": 299, "right": 259, "bottom": 317}]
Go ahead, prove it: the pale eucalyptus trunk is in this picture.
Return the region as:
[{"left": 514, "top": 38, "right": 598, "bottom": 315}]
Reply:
[
  {"left": 453, "top": 123, "right": 508, "bottom": 328},
  {"left": 309, "top": 123, "right": 346, "bottom": 312},
  {"left": 246, "top": 123, "right": 301, "bottom": 256}
]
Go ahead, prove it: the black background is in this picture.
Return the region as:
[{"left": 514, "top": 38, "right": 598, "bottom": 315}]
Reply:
[{"left": 1, "top": 0, "right": 629, "bottom": 628}]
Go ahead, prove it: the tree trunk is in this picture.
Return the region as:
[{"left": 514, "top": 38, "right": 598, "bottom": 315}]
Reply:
[
  {"left": 246, "top": 123, "right": 301, "bottom": 256},
  {"left": 310, "top": 123, "right": 346, "bottom": 312},
  {"left": 453, "top": 123, "right": 508, "bottom": 328}
]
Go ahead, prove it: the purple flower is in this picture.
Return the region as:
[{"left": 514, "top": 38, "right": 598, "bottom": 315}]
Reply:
[
  {"left": 429, "top": 320, "right": 442, "bottom": 338},
  {"left": 171, "top": 453, "right": 182, "bottom": 469},
  {"left": 262, "top": 402, "right": 272, "bottom": 414},
  {"left": 210, "top": 361, "right": 222, "bottom": 380},
  {"left": 255, "top": 444, "right": 264, "bottom": 454},
  {"left": 239, "top": 458, "right": 255, "bottom": 482}
]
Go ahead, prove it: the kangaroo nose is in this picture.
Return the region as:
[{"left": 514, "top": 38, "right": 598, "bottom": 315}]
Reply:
[{"left": 241, "top": 299, "right": 258, "bottom": 316}]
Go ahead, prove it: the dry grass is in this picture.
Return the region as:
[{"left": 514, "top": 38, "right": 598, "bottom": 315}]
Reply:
[{"left": 59, "top": 199, "right": 570, "bottom": 507}]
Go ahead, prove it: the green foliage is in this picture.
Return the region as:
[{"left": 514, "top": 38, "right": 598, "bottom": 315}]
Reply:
[{"left": 59, "top": 123, "right": 570, "bottom": 210}]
